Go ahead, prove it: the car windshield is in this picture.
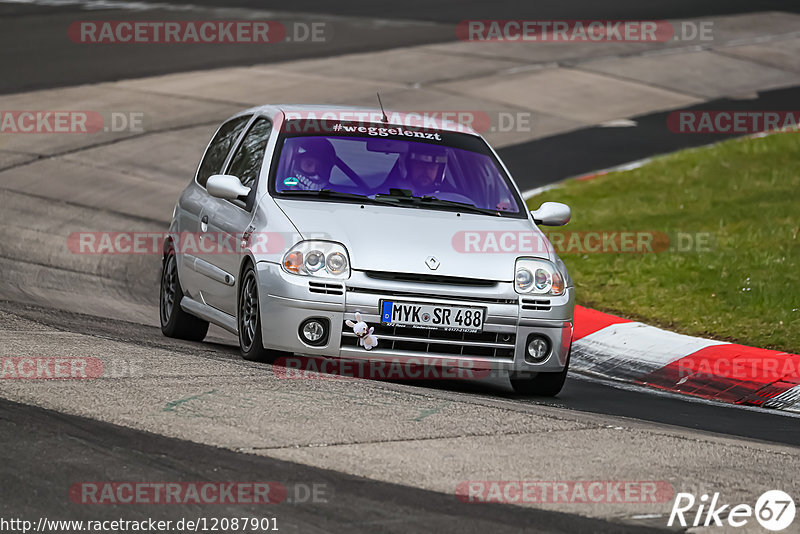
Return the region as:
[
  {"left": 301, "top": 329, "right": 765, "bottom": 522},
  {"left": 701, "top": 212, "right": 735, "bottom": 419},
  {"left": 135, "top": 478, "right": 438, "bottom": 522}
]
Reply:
[{"left": 272, "top": 124, "right": 525, "bottom": 216}]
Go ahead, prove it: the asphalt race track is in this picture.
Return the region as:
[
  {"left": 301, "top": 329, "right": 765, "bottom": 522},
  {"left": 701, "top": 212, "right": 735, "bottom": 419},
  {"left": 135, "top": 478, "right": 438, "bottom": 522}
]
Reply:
[
  {"left": 500, "top": 85, "right": 800, "bottom": 189},
  {"left": 1, "top": 398, "right": 668, "bottom": 534},
  {"left": 4, "top": 0, "right": 800, "bottom": 93},
  {"left": 1, "top": 1, "right": 799, "bottom": 532}
]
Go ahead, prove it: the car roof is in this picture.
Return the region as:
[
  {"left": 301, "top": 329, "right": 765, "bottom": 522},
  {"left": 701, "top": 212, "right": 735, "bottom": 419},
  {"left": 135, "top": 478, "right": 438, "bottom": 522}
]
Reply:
[{"left": 236, "top": 104, "right": 481, "bottom": 136}]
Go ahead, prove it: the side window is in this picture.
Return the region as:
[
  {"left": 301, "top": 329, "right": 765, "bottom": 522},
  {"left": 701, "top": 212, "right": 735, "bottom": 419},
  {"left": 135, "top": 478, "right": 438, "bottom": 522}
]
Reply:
[
  {"left": 227, "top": 118, "right": 273, "bottom": 189},
  {"left": 196, "top": 115, "right": 251, "bottom": 187}
]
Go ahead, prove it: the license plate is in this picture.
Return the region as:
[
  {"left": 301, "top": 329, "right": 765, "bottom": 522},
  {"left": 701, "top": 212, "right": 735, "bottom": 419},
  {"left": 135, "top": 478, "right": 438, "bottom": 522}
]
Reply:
[{"left": 380, "top": 300, "right": 485, "bottom": 333}]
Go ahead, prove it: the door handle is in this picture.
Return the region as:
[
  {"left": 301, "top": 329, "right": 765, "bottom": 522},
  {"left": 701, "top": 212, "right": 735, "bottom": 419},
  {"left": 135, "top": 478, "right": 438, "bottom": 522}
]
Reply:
[{"left": 200, "top": 215, "right": 209, "bottom": 232}]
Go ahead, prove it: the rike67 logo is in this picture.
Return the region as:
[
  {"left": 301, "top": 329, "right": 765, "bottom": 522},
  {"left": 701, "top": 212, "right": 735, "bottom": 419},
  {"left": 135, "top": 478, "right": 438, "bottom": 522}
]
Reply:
[{"left": 669, "top": 490, "right": 796, "bottom": 531}]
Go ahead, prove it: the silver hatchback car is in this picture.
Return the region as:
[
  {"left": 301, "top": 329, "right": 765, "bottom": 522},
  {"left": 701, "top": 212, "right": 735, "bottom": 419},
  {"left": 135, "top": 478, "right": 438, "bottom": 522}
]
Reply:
[{"left": 160, "top": 105, "right": 574, "bottom": 395}]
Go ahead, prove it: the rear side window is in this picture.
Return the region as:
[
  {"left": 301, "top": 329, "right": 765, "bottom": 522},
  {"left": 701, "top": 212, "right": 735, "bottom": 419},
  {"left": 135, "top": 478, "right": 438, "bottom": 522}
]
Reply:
[
  {"left": 227, "top": 118, "right": 273, "bottom": 189},
  {"left": 196, "top": 115, "right": 251, "bottom": 187}
]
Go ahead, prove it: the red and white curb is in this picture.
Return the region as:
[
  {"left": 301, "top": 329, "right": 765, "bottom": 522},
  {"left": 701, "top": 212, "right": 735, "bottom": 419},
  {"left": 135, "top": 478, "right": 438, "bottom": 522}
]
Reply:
[
  {"left": 524, "top": 134, "right": 799, "bottom": 410},
  {"left": 572, "top": 306, "right": 800, "bottom": 412}
]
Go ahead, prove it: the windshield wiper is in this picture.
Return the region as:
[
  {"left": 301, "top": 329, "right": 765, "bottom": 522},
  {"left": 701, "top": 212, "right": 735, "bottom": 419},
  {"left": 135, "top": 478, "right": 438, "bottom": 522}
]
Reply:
[
  {"left": 374, "top": 190, "right": 504, "bottom": 217},
  {"left": 279, "top": 189, "right": 505, "bottom": 216},
  {"left": 278, "top": 188, "right": 401, "bottom": 208},
  {"left": 418, "top": 196, "right": 505, "bottom": 216}
]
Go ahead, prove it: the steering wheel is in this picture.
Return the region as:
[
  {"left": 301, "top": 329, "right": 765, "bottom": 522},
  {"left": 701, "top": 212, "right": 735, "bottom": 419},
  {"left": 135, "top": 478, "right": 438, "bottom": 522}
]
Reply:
[{"left": 432, "top": 191, "right": 475, "bottom": 205}]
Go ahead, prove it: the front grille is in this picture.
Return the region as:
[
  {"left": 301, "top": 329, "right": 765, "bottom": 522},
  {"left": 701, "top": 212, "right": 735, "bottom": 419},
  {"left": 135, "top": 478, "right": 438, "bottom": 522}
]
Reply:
[
  {"left": 521, "top": 298, "right": 551, "bottom": 311},
  {"left": 365, "top": 270, "right": 498, "bottom": 287},
  {"left": 341, "top": 322, "right": 515, "bottom": 359},
  {"left": 347, "top": 286, "right": 517, "bottom": 305},
  {"left": 308, "top": 281, "right": 344, "bottom": 295}
]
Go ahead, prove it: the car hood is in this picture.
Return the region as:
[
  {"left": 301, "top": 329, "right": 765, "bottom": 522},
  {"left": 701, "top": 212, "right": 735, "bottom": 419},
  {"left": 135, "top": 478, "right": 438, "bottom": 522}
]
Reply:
[{"left": 273, "top": 199, "right": 552, "bottom": 281}]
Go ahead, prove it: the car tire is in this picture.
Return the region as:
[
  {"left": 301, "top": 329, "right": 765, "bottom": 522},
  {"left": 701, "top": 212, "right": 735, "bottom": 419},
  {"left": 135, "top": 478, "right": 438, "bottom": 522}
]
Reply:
[
  {"left": 238, "top": 265, "right": 287, "bottom": 363},
  {"left": 510, "top": 347, "right": 571, "bottom": 397},
  {"left": 160, "top": 245, "right": 209, "bottom": 341}
]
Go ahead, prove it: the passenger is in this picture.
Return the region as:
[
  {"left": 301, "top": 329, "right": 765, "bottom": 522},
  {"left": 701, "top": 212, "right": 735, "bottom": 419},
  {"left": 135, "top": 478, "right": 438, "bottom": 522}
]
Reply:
[{"left": 289, "top": 138, "right": 336, "bottom": 190}]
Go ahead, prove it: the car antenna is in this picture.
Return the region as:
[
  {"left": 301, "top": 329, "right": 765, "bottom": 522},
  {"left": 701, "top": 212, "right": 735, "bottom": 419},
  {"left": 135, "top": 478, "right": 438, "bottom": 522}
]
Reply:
[{"left": 376, "top": 92, "right": 388, "bottom": 123}]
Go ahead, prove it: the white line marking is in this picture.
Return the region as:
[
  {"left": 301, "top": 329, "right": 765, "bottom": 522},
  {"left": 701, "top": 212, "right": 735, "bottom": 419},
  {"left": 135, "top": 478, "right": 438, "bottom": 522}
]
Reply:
[{"left": 599, "top": 118, "right": 638, "bottom": 128}]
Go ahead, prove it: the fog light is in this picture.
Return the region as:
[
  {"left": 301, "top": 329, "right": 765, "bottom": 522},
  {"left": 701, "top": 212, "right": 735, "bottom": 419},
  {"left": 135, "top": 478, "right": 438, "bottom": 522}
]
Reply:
[
  {"left": 299, "top": 318, "right": 329, "bottom": 346},
  {"left": 525, "top": 335, "right": 551, "bottom": 363}
]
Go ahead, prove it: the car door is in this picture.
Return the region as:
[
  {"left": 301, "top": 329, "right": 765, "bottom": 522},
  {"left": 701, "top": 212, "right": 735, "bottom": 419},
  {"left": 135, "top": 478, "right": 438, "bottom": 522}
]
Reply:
[
  {"left": 179, "top": 114, "right": 252, "bottom": 297},
  {"left": 196, "top": 117, "right": 274, "bottom": 316}
]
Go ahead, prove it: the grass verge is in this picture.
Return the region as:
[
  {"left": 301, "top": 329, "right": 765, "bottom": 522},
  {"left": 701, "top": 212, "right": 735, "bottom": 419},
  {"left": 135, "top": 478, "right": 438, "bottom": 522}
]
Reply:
[{"left": 528, "top": 131, "right": 800, "bottom": 352}]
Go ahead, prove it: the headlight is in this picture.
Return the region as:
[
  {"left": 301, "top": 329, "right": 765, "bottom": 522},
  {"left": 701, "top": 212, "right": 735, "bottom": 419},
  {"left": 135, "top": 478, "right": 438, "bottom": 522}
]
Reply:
[
  {"left": 516, "top": 268, "right": 533, "bottom": 292},
  {"left": 515, "top": 258, "right": 564, "bottom": 295},
  {"left": 305, "top": 250, "right": 325, "bottom": 272},
  {"left": 325, "top": 252, "right": 348, "bottom": 275},
  {"left": 282, "top": 241, "right": 350, "bottom": 279}
]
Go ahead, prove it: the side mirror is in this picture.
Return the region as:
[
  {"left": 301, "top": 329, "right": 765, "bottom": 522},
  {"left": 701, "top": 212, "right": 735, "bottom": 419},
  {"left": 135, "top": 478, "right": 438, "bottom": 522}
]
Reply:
[
  {"left": 531, "top": 201, "right": 571, "bottom": 226},
  {"left": 207, "top": 174, "right": 250, "bottom": 200}
]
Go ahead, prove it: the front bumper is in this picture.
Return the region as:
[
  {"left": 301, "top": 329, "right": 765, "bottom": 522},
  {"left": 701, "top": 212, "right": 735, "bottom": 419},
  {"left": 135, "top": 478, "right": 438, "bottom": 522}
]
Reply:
[{"left": 256, "top": 262, "right": 573, "bottom": 373}]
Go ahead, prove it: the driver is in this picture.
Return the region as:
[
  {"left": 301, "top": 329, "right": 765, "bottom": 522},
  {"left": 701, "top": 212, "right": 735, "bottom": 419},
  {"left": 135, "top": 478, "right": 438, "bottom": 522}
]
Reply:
[
  {"left": 399, "top": 144, "right": 448, "bottom": 196},
  {"left": 289, "top": 138, "right": 336, "bottom": 190}
]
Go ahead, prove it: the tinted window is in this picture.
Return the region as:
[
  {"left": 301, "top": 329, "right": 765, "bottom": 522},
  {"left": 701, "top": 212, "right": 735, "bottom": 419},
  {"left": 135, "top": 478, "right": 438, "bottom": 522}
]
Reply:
[
  {"left": 228, "top": 118, "right": 273, "bottom": 189},
  {"left": 196, "top": 115, "right": 251, "bottom": 187},
  {"left": 273, "top": 135, "right": 524, "bottom": 214}
]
